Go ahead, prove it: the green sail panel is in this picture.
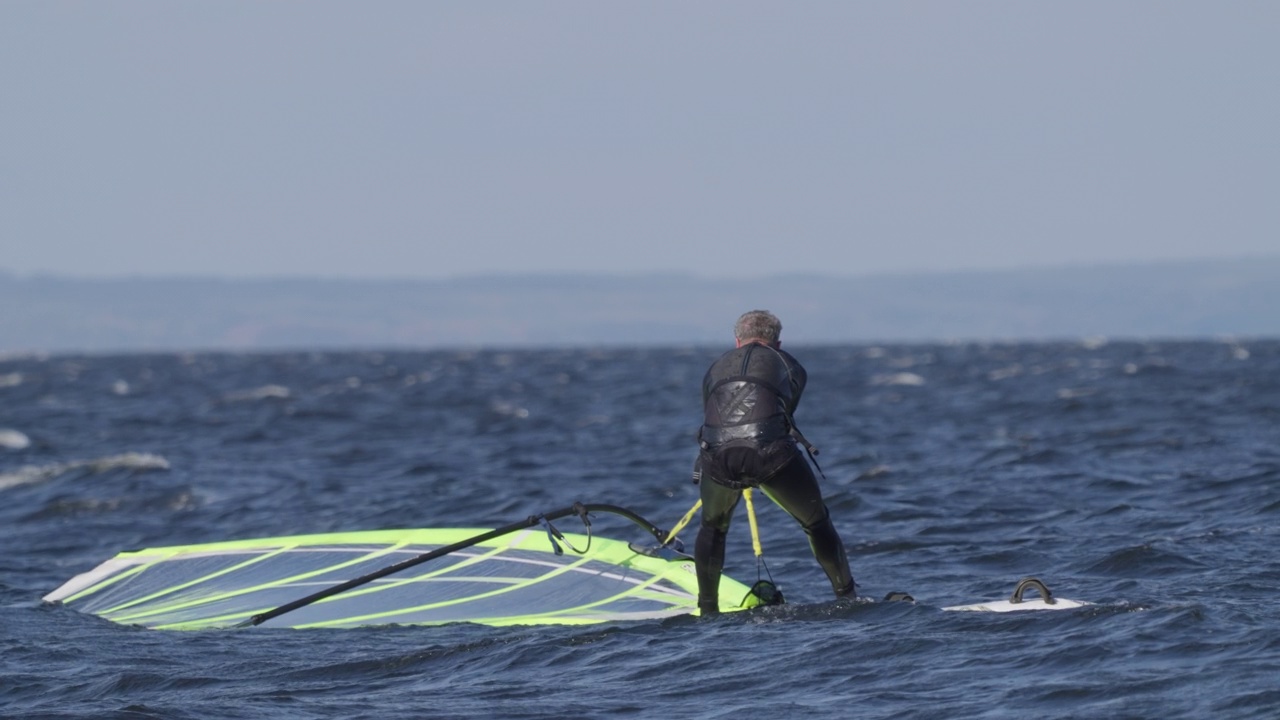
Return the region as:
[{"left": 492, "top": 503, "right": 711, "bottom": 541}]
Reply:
[{"left": 45, "top": 528, "right": 759, "bottom": 629}]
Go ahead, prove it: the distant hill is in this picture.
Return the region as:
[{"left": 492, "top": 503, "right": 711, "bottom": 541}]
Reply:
[{"left": 3, "top": 258, "right": 1278, "bottom": 353}]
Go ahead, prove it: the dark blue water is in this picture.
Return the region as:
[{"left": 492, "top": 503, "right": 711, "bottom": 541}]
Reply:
[{"left": 3, "top": 340, "right": 1278, "bottom": 719}]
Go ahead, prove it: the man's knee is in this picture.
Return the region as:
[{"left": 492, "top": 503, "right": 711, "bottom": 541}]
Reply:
[
  {"left": 799, "top": 505, "right": 835, "bottom": 535},
  {"left": 700, "top": 516, "right": 732, "bottom": 534}
]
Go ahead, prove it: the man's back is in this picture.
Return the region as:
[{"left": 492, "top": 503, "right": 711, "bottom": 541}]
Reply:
[{"left": 702, "top": 342, "right": 807, "bottom": 429}]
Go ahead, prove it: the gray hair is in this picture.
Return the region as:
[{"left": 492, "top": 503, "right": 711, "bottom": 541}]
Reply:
[{"left": 734, "top": 310, "right": 782, "bottom": 343}]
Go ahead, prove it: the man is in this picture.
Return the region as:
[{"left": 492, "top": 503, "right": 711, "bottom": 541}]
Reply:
[{"left": 693, "top": 309, "right": 855, "bottom": 614}]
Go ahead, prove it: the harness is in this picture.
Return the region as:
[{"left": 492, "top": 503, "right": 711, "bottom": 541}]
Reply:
[{"left": 697, "top": 375, "right": 823, "bottom": 482}]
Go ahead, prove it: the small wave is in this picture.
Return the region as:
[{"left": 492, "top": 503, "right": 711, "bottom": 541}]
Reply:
[
  {"left": 1084, "top": 543, "right": 1208, "bottom": 577},
  {"left": 0, "top": 372, "right": 23, "bottom": 388},
  {"left": 1123, "top": 359, "right": 1177, "bottom": 375},
  {"left": 988, "top": 365, "right": 1022, "bottom": 381},
  {"left": 223, "top": 385, "right": 291, "bottom": 402},
  {"left": 0, "top": 452, "right": 170, "bottom": 490},
  {"left": 870, "top": 372, "right": 926, "bottom": 387},
  {"left": 855, "top": 464, "right": 892, "bottom": 481},
  {"left": 0, "top": 465, "right": 60, "bottom": 490},
  {"left": 0, "top": 429, "right": 31, "bottom": 450},
  {"left": 490, "top": 400, "right": 530, "bottom": 418},
  {"left": 87, "top": 452, "right": 170, "bottom": 473},
  {"left": 30, "top": 487, "right": 199, "bottom": 520}
]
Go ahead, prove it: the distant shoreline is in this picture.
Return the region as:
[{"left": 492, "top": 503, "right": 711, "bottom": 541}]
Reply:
[
  {"left": 6, "top": 253, "right": 1280, "bottom": 284},
  {"left": 4, "top": 257, "right": 1278, "bottom": 353}
]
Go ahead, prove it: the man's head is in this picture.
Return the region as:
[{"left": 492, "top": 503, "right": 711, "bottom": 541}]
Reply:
[{"left": 734, "top": 310, "right": 782, "bottom": 348}]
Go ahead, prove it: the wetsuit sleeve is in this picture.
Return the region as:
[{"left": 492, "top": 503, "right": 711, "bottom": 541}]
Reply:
[{"left": 786, "top": 355, "right": 807, "bottom": 414}]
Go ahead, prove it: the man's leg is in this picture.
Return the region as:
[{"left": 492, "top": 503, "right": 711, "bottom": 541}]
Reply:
[
  {"left": 760, "top": 453, "right": 855, "bottom": 597},
  {"left": 695, "top": 479, "right": 742, "bottom": 614}
]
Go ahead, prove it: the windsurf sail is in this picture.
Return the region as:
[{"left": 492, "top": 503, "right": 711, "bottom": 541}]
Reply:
[{"left": 44, "top": 503, "right": 766, "bottom": 630}]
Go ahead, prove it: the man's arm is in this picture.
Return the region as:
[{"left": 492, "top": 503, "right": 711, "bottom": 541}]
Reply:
[{"left": 784, "top": 352, "right": 807, "bottom": 413}]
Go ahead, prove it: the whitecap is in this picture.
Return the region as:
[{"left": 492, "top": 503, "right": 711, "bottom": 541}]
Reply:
[
  {"left": 871, "top": 372, "right": 926, "bottom": 387},
  {"left": 0, "top": 464, "right": 57, "bottom": 490},
  {"left": 0, "top": 429, "right": 31, "bottom": 450},
  {"left": 223, "top": 385, "right": 291, "bottom": 402},
  {"left": 987, "top": 365, "right": 1022, "bottom": 381},
  {"left": 88, "top": 452, "right": 171, "bottom": 472},
  {"left": 491, "top": 400, "right": 530, "bottom": 418},
  {"left": 0, "top": 452, "right": 170, "bottom": 490},
  {"left": 855, "top": 464, "right": 892, "bottom": 480},
  {"left": 0, "top": 372, "right": 23, "bottom": 388}
]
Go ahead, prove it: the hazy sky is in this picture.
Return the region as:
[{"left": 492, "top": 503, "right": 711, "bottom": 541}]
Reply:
[{"left": 3, "top": 2, "right": 1277, "bottom": 280}]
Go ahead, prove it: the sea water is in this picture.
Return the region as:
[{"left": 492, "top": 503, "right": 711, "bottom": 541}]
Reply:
[{"left": 2, "top": 341, "right": 1278, "bottom": 719}]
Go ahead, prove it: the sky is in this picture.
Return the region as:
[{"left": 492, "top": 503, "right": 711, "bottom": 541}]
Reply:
[{"left": 2, "top": 2, "right": 1277, "bottom": 280}]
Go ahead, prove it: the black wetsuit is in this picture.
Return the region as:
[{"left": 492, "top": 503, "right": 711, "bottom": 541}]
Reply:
[{"left": 694, "top": 341, "right": 854, "bottom": 612}]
